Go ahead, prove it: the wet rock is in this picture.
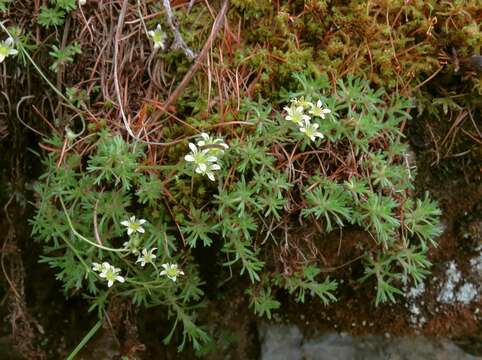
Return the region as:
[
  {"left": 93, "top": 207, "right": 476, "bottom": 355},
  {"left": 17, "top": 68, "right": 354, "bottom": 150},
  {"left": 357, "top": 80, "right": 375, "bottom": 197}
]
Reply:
[
  {"left": 259, "top": 323, "right": 302, "bottom": 360},
  {"left": 259, "top": 324, "right": 482, "bottom": 360}
]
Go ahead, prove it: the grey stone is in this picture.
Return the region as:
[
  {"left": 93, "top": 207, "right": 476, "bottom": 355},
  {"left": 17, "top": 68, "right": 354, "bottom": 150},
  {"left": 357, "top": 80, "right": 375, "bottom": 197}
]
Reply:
[
  {"left": 259, "top": 324, "right": 302, "bottom": 360},
  {"left": 259, "top": 324, "right": 482, "bottom": 360}
]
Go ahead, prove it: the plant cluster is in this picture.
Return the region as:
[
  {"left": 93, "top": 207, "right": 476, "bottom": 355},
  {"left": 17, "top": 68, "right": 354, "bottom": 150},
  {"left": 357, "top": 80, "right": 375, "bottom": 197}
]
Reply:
[
  {"left": 31, "top": 74, "right": 442, "bottom": 351},
  {"left": 7, "top": 0, "right": 477, "bottom": 355}
]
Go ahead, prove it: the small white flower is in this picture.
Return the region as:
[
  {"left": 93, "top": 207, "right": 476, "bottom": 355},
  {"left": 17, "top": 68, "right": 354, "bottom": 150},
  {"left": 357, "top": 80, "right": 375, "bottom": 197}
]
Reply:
[
  {"left": 184, "top": 142, "right": 219, "bottom": 180},
  {"left": 79, "top": 0, "right": 87, "bottom": 6},
  {"left": 148, "top": 24, "right": 167, "bottom": 50},
  {"left": 284, "top": 105, "right": 310, "bottom": 125},
  {"left": 299, "top": 120, "right": 324, "bottom": 142},
  {"left": 122, "top": 241, "right": 140, "bottom": 255},
  {"left": 195, "top": 162, "right": 221, "bottom": 181},
  {"left": 98, "top": 262, "right": 125, "bottom": 287},
  {"left": 290, "top": 97, "right": 312, "bottom": 109},
  {"left": 121, "top": 216, "right": 147, "bottom": 236},
  {"left": 196, "top": 132, "right": 229, "bottom": 156},
  {"left": 136, "top": 248, "right": 157, "bottom": 267},
  {"left": 92, "top": 262, "right": 103, "bottom": 272},
  {"left": 0, "top": 37, "right": 18, "bottom": 63},
  {"left": 309, "top": 100, "right": 331, "bottom": 119},
  {"left": 160, "top": 263, "right": 184, "bottom": 282}
]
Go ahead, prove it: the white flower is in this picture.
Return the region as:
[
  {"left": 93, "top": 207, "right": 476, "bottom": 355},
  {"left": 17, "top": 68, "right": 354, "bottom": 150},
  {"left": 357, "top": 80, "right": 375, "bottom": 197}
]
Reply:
[
  {"left": 309, "top": 100, "right": 332, "bottom": 119},
  {"left": 290, "top": 97, "right": 312, "bottom": 109},
  {"left": 98, "top": 262, "right": 125, "bottom": 287},
  {"left": 284, "top": 105, "right": 310, "bottom": 125},
  {"left": 0, "top": 37, "right": 18, "bottom": 63},
  {"left": 121, "top": 216, "right": 147, "bottom": 236},
  {"left": 195, "top": 162, "right": 220, "bottom": 181},
  {"left": 299, "top": 120, "right": 324, "bottom": 142},
  {"left": 184, "top": 142, "right": 219, "bottom": 178},
  {"left": 136, "top": 248, "right": 157, "bottom": 267},
  {"left": 196, "top": 132, "right": 229, "bottom": 156},
  {"left": 160, "top": 263, "right": 184, "bottom": 282},
  {"left": 92, "top": 262, "right": 103, "bottom": 272},
  {"left": 122, "top": 241, "right": 140, "bottom": 255},
  {"left": 79, "top": 0, "right": 87, "bottom": 5},
  {"left": 148, "top": 24, "right": 167, "bottom": 50}
]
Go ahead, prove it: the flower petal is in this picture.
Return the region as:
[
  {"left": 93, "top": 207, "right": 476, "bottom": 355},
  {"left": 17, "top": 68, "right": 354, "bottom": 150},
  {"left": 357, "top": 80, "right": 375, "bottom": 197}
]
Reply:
[
  {"left": 188, "top": 143, "right": 197, "bottom": 152},
  {"left": 198, "top": 162, "right": 207, "bottom": 172},
  {"left": 184, "top": 154, "right": 195, "bottom": 162}
]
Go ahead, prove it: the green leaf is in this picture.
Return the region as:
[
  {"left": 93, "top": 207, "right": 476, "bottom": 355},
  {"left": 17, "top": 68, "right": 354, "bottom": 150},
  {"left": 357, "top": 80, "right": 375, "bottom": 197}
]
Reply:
[
  {"left": 38, "top": 6, "right": 65, "bottom": 28},
  {"left": 282, "top": 266, "right": 337, "bottom": 304},
  {"left": 302, "top": 180, "right": 352, "bottom": 232},
  {"left": 181, "top": 208, "right": 217, "bottom": 248},
  {"left": 403, "top": 194, "right": 442, "bottom": 248},
  {"left": 246, "top": 286, "right": 280, "bottom": 319},
  {"left": 51, "top": 0, "right": 76, "bottom": 11}
]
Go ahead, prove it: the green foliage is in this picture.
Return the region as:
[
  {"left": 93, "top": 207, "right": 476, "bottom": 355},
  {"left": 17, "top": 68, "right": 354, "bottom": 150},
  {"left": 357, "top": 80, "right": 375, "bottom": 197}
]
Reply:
[
  {"left": 361, "top": 255, "right": 405, "bottom": 306},
  {"left": 403, "top": 194, "right": 443, "bottom": 249},
  {"left": 4, "top": 26, "right": 38, "bottom": 67},
  {"left": 49, "top": 42, "right": 82, "bottom": 72},
  {"left": 66, "top": 87, "right": 90, "bottom": 108},
  {"left": 181, "top": 208, "right": 216, "bottom": 248},
  {"left": 359, "top": 193, "right": 400, "bottom": 247},
  {"left": 31, "top": 132, "right": 207, "bottom": 350},
  {"left": 31, "top": 74, "right": 443, "bottom": 353},
  {"left": 87, "top": 131, "right": 143, "bottom": 190},
  {"left": 278, "top": 266, "right": 337, "bottom": 305},
  {"left": 6, "top": 0, "right": 480, "bottom": 354},
  {"left": 38, "top": 6, "right": 66, "bottom": 28},
  {"left": 246, "top": 286, "right": 280, "bottom": 319},
  {"left": 302, "top": 180, "right": 352, "bottom": 232},
  {"left": 51, "top": 0, "right": 76, "bottom": 11},
  {"left": 0, "top": 0, "right": 11, "bottom": 12}
]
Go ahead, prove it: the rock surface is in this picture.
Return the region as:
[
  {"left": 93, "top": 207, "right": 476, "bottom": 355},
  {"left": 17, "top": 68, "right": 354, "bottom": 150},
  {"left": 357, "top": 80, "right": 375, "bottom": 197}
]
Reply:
[{"left": 259, "top": 324, "right": 481, "bottom": 360}]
